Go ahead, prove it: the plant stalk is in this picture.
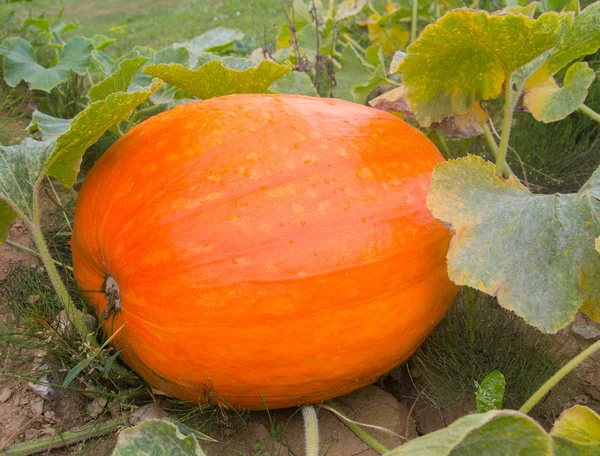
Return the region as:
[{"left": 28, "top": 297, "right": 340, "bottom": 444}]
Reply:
[
  {"left": 325, "top": 401, "right": 389, "bottom": 455},
  {"left": 411, "top": 0, "right": 418, "bottom": 43},
  {"left": 519, "top": 338, "right": 600, "bottom": 414},
  {"left": 1, "top": 420, "right": 121, "bottom": 455},
  {"left": 496, "top": 78, "right": 515, "bottom": 178},
  {"left": 302, "top": 405, "right": 319, "bottom": 456},
  {"left": 578, "top": 104, "right": 600, "bottom": 123},
  {"left": 28, "top": 220, "right": 90, "bottom": 343}
]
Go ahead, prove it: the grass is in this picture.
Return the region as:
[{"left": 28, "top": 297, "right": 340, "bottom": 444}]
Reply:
[
  {"left": 2, "top": 0, "right": 284, "bottom": 56},
  {"left": 413, "top": 288, "right": 572, "bottom": 412}
]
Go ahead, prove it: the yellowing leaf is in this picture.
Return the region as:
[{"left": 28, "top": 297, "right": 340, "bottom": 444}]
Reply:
[
  {"left": 524, "top": 62, "right": 595, "bottom": 123},
  {"left": 528, "top": 2, "right": 600, "bottom": 86},
  {"left": 365, "top": 13, "right": 409, "bottom": 55},
  {"left": 143, "top": 59, "right": 291, "bottom": 100},
  {"left": 550, "top": 405, "right": 600, "bottom": 454},
  {"left": 427, "top": 155, "right": 600, "bottom": 332},
  {"left": 398, "top": 9, "right": 568, "bottom": 126}
]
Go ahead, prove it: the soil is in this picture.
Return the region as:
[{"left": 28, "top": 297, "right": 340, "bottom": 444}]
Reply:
[{"left": 0, "top": 200, "right": 600, "bottom": 454}]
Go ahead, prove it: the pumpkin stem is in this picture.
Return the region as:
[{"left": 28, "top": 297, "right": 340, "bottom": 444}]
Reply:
[{"left": 102, "top": 276, "right": 121, "bottom": 319}]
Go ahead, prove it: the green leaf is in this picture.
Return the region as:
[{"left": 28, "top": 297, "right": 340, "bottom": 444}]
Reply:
[
  {"left": 524, "top": 62, "right": 595, "bottom": 123},
  {"left": 0, "top": 203, "right": 17, "bottom": 244},
  {"left": 0, "top": 139, "right": 55, "bottom": 224},
  {"left": 143, "top": 59, "right": 291, "bottom": 100},
  {"left": 27, "top": 110, "right": 71, "bottom": 139},
  {"left": 384, "top": 410, "right": 551, "bottom": 455},
  {"left": 269, "top": 70, "right": 318, "bottom": 96},
  {"left": 2, "top": 36, "right": 93, "bottom": 92},
  {"left": 174, "top": 27, "right": 243, "bottom": 65},
  {"left": 427, "top": 155, "right": 600, "bottom": 332},
  {"left": 334, "top": 44, "right": 385, "bottom": 104},
  {"left": 529, "top": 2, "right": 600, "bottom": 86},
  {"left": 335, "top": 0, "right": 369, "bottom": 20},
  {"left": 88, "top": 56, "right": 149, "bottom": 102},
  {"left": 352, "top": 45, "right": 389, "bottom": 103},
  {"left": 397, "top": 9, "right": 568, "bottom": 126},
  {"left": 90, "top": 34, "right": 116, "bottom": 51},
  {"left": 47, "top": 79, "right": 164, "bottom": 187},
  {"left": 476, "top": 371, "right": 506, "bottom": 413},
  {"left": 113, "top": 419, "right": 207, "bottom": 456},
  {"left": 550, "top": 405, "right": 600, "bottom": 455}
]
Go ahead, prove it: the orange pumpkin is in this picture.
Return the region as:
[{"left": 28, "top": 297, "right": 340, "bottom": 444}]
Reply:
[{"left": 71, "top": 94, "right": 457, "bottom": 410}]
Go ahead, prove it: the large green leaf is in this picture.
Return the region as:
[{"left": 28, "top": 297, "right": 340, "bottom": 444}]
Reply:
[
  {"left": 143, "top": 58, "right": 291, "bottom": 100},
  {"left": 550, "top": 405, "right": 600, "bottom": 454},
  {"left": 0, "top": 80, "right": 164, "bottom": 243},
  {"left": 384, "top": 410, "right": 551, "bottom": 455},
  {"left": 334, "top": 44, "right": 387, "bottom": 104},
  {"left": 529, "top": 2, "right": 600, "bottom": 86},
  {"left": 524, "top": 62, "right": 596, "bottom": 123},
  {"left": 173, "top": 27, "right": 243, "bottom": 65},
  {"left": 476, "top": 371, "right": 506, "bottom": 413},
  {"left": 1, "top": 36, "right": 93, "bottom": 92},
  {"left": 88, "top": 56, "right": 149, "bottom": 102},
  {"left": 396, "top": 9, "right": 568, "bottom": 126},
  {"left": 112, "top": 419, "right": 207, "bottom": 456},
  {"left": 47, "top": 79, "right": 164, "bottom": 187},
  {"left": 352, "top": 45, "right": 389, "bottom": 103},
  {"left": 427, "top": 155, "right": 600, "bottom": 332}
]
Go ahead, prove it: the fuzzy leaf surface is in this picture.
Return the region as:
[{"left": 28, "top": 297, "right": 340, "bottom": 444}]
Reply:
[
  {"left": 384, "top": 410, "right": 551, "bottom": 455},
  {"left": 524, "top": 62, "right": 595, "bottom": 123},
  {"left": 1, "top": 36, "right": 93, "bottom": 92},
  {"left": 143, "top": 59, "right": 291, "bottom": 99},
  {"left": 0, "top": 139, "right": 56, "bottom": 226},
  {"left": 113, "top": 419, "right": 207, "bottom": 456},
  {"left": 398, "top": 9, "right": 567, "bottom": 126},
  {"left": 47, "top": 79, "right": 164, "bottom": 187},
  {"left": 174, "top": 27, "right": 243, "bottom": 64},
  {"left": 550, "top": 405, "right": 600, "bottom": 455},
  {"left": 27, "top": 110, "right": 71, "bottom": 139},
  {"left": 427, "top": 155, "right": 600, "bottom": 332},
  {"left": 269, "top": 70, "right": 318, "bottom": 96}
]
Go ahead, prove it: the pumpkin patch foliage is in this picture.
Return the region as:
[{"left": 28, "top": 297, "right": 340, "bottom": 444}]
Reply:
[{"left": 0, "top": 0, "right": 600, "bottom": 455}]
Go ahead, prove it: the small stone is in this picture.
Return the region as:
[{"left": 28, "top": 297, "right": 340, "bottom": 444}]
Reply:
[
  {"left": 58, "top": 310, "right": 97, "bottom": 338},
  {"left": 86, "top": 397, "right": 108, "bottom": 419},
  {"left": 31, "top": 398, "right": 44, "bottom": 416},
  {"left": 571, "top": 324, "right": 600, "bottom": 341},
  {"left": 130, "top": 403, "right": 167, "bottom": 425},
  {"left": 0, "top": 387, "right": 12, "bottom": 403},
  {"left": 27, "top": 294, "right": 40, "bottom": 304},
  {"left": 20, "top": 398, "right": 29, "bottom": 405},
  {"left": 44, "top": 411, "right": 56, "bottom": 421}
]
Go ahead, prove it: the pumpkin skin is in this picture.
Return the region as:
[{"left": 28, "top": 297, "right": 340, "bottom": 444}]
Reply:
[{"left": 71, "top": 94, "right": 458, "bottom": 410}]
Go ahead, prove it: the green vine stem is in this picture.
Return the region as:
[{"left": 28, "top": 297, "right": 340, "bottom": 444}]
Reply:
[
  {"left": 411, "top": 0, "right": 418, "bottom": 43},
  {"left": 578, "top": 103, "right": 600, "bottom": 123},
  {"left": 325, "top": 401, "right": 389, "bottom": 455},
  {"left": 519, "top": 338, "right": 600, "bottom": 414},
  {"left": 1, "top": 420, "right": 121, "bottom": 455},
  {"left": 302, "top": 405, "right": 319, "bottom": 456},
  {"left": 496, "top": 78, "right": 514, "bottom": 178},
  {"left": 29, "top": 205, "right": 90, "bottom": 343}
]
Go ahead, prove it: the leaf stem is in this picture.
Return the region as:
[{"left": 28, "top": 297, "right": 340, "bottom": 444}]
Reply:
[
  {"left": 325, "top": 401, "right": 389, "bottom": 455},
  {"left": 496, "top": 78, "right": 514, "bottom": 178},
  {"left": 302, "top": 405, "right": 319, "bottom": 456},
  {"left": 519, "top": 339, "right": 600, "bottom": 414},
  {"left": 578, "top": 104, "right": 600, "bottom": 123},
  {"left": 411, "top": 0, "right": 418, "bottom": 43},
  {"left": 342, "top": 33, "right": 366, "bottom": 54},
  {"left": 0, "top": 420, "right": 121, "bottom": 455},
  {"left": 28, "top": 218, "right": 90, "bottom": 342},
  {"left": 4, "top": 239, "right": 73, "bottom": 271}
]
